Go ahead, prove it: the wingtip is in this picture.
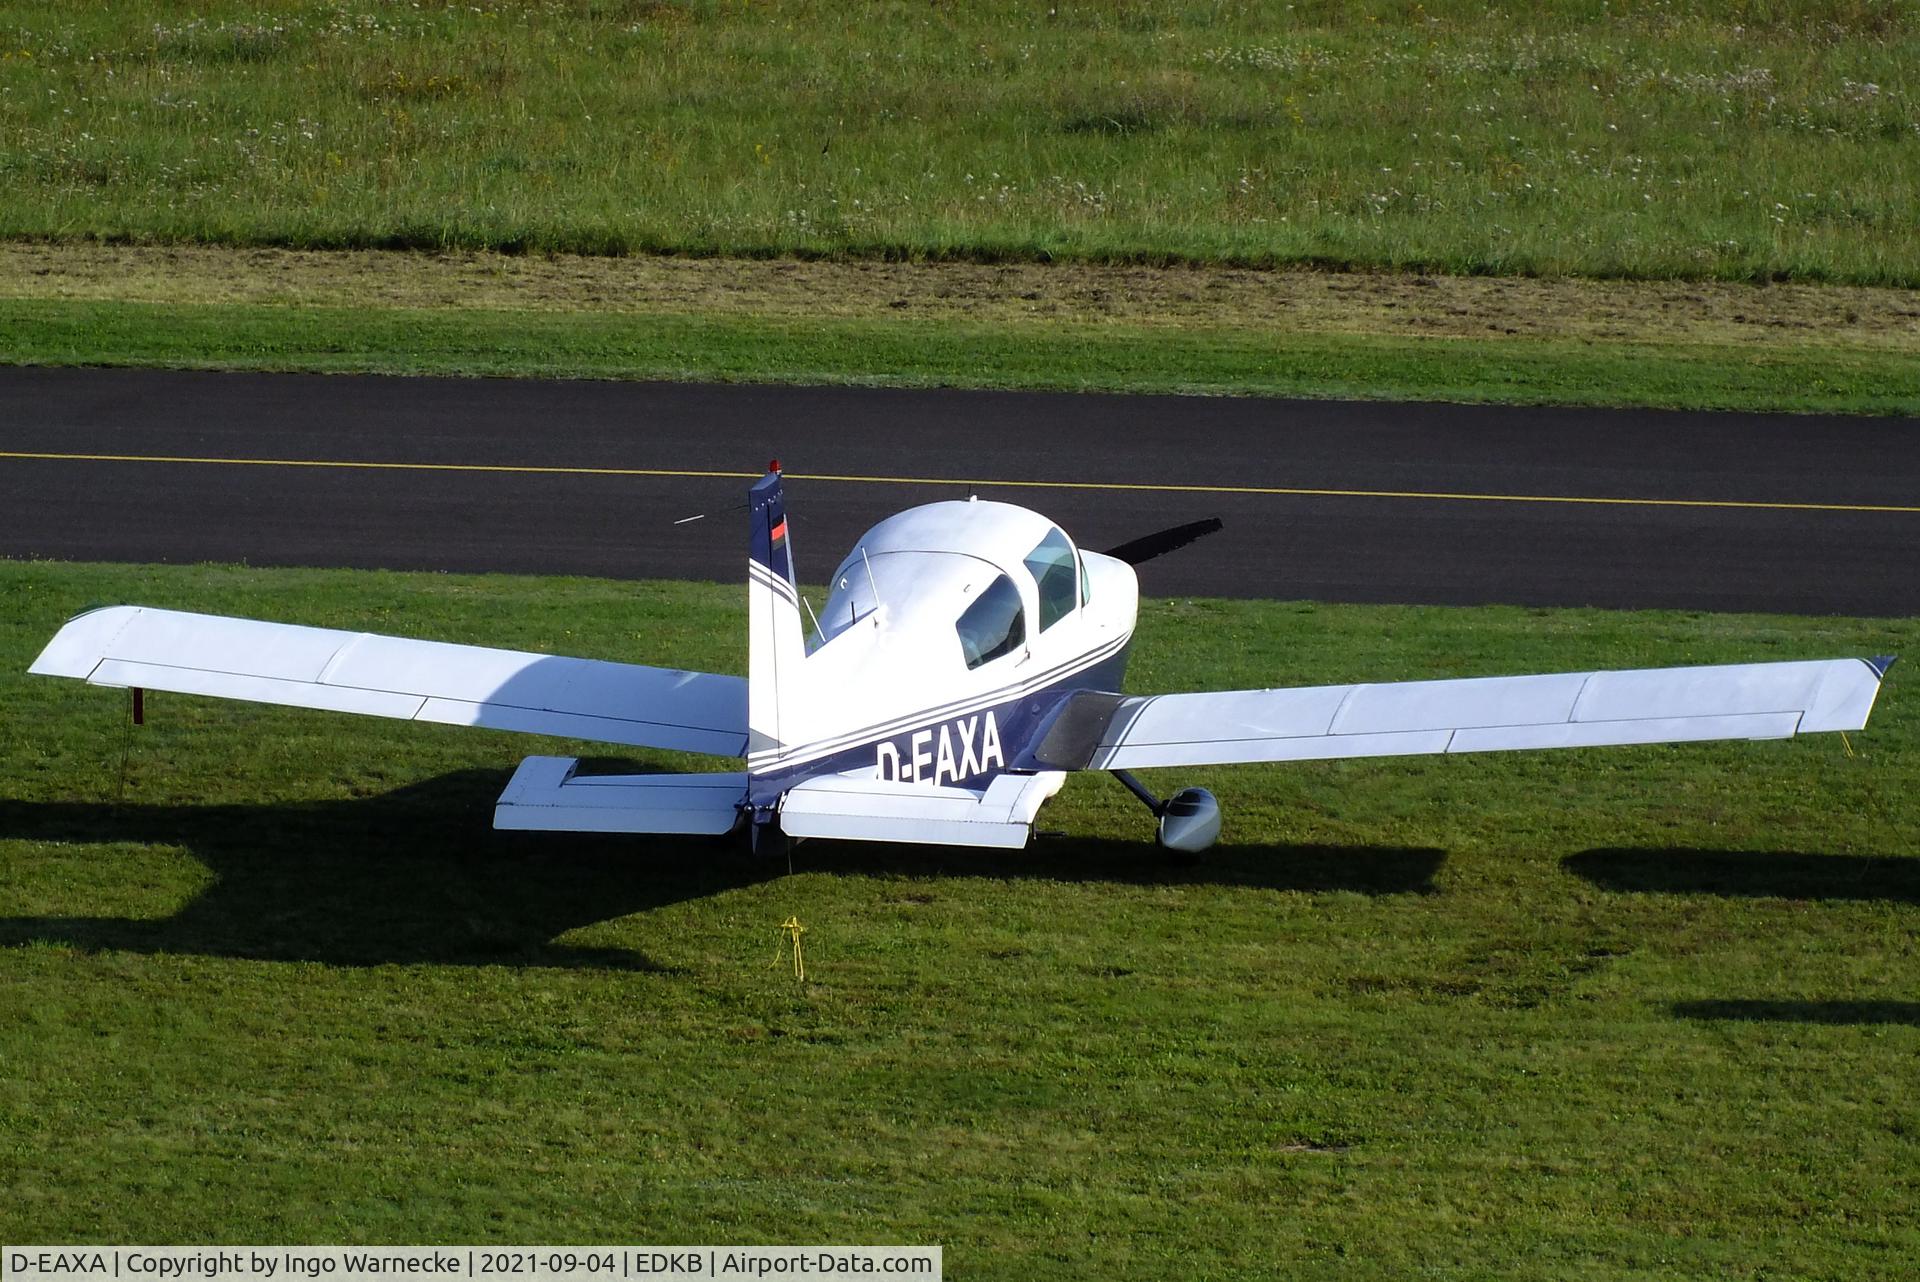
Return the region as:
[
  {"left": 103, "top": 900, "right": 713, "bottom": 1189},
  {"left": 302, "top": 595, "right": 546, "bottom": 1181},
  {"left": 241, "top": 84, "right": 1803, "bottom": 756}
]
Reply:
[
  {"left": 1866, "top": 655, "right": 1897, "bottom": 679},
  {"left": 27, "top": 604, "right": 141, "bottom": 679}
]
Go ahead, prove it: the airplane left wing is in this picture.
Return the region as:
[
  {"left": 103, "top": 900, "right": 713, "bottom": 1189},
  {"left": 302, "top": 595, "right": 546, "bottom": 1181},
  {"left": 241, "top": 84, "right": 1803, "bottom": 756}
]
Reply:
[
  {"left": 31, "top": 606, "right": 747, "bottom": 756},
  {"left": 1034, "top": 657, "right": 1893, "bottom": 771}
]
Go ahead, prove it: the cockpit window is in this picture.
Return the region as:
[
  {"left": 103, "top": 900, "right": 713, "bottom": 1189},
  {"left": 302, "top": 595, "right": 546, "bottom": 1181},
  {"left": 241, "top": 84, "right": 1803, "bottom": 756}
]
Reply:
[
  {"left": 956, "top": 574, "right": 1026, "bottom": 669},
  {"left": 1024, "top": 528, "right": 1078, "bottom": 632}
]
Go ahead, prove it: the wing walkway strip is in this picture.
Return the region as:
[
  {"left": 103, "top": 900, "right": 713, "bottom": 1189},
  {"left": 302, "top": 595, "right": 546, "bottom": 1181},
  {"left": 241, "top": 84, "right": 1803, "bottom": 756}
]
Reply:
[{"left": 2, "top": 450, "right": 1915, "bottom": 516}]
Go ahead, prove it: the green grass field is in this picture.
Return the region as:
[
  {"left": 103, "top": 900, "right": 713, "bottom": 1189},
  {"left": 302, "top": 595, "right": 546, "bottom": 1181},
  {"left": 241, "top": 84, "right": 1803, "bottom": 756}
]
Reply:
[
  {"left": 2, "top": 0, "right": 1915, "bottom": 284},
  {"left": 5, "top": 2, "right": 1916, "bottom": 414},
  {"left": 3, "top": 560, "right": 1916, "bottom": 1274},
  {"left": 3, "top": 1, "right": 1918, "bottom": 1267}
]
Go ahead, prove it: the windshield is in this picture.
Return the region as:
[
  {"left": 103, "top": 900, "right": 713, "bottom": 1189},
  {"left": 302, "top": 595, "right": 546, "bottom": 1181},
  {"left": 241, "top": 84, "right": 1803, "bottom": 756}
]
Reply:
[{"left": 1024, "top": 528, "right": 1078, "bottom": 632}]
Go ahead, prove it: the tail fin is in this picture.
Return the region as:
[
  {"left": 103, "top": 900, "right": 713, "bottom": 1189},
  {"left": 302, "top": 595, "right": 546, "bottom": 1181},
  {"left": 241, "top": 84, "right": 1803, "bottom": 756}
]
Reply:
[{"left": 747, "top": 464, "right": 810, "bottom": 777}]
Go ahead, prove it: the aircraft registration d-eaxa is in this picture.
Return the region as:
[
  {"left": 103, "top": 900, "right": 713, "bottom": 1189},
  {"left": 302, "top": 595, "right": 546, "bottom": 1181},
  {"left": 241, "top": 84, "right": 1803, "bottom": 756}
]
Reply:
[{"left": 32, "top": 465, "right": 1893, "bottom": 854}]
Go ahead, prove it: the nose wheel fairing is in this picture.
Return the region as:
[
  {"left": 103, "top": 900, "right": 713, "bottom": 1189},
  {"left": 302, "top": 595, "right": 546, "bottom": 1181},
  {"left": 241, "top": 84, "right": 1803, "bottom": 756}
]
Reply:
[{"left": 1111, "top": 769, "right": 1223, "bottom": 853}]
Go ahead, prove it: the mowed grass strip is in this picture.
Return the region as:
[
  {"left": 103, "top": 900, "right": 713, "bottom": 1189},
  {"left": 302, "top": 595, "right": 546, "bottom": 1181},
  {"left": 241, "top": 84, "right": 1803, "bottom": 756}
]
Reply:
[
  {"left": 10, "top": 241, "right": 1920, "bottom": 354},
  {"left": 2, "top": 560, "right": 1916, "bottom": 1274},
  {"left": 0, "top": 1, "right": 1915, "bottom": 283},
  {"left": 7, "top": 295, "right": 1920, "bottom": 414}
]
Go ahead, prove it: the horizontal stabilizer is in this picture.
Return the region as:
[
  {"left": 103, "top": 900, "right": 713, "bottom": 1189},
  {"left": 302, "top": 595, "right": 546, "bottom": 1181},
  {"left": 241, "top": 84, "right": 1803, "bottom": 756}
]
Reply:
[
  {"left": 494, "top": 757, "right": 746, "bottom": 834},
  {"left": 32, "top": 605, "right": 747, "bottom": 756},
  {"left": 1036, "top": 657, "right": 1892, "bottom": 770},
  {"left": 779, "top": 770, "right": 1067, "bottom": 848}
]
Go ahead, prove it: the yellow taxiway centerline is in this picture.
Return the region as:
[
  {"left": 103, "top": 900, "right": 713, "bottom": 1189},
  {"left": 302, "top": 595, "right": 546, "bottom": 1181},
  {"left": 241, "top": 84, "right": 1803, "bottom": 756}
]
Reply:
[{"left": 1, "top": 449, "right": 1916, "bottom": 515}]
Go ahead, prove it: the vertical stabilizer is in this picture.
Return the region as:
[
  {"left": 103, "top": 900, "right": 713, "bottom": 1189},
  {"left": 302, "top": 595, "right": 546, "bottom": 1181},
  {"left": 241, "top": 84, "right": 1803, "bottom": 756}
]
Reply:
[{"left": 747, "top": 465, "right": 810, "bottom": 820}]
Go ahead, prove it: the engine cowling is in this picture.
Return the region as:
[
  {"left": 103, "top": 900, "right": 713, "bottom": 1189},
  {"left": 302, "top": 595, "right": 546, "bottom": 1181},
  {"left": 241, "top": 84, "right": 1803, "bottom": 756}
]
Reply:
[{"left": 1156, "top": 787, "right": 1221, "bottom": 853}]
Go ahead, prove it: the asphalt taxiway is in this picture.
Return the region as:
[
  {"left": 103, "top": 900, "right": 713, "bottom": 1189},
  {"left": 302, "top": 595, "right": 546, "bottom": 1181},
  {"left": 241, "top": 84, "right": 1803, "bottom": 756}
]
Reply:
[{"left": 1, "top": 366, "right": 1913, "bottom": 614}]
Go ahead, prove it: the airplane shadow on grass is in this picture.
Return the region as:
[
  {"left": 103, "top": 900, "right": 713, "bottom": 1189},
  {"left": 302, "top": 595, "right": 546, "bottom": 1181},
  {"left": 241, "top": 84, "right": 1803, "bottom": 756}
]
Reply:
[
  {"left": 0, "top": 767, "right": 1445, "bottom": 972},
  {"left": 1673, "top": 999, "right": 1920, "bottom": 1027},
  {"left": 1568, "top": 848, "right": 1920, "bottom": 1029},
  {"left": 1564, "top": 848, "right": 1920, "bottom": 904}
]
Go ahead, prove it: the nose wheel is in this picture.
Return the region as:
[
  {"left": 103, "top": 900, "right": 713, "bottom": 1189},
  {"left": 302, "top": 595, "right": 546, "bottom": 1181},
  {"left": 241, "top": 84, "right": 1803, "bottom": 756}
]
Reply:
[{"left": 1111, "top": 770, "right": 1221, "bottom": 856}]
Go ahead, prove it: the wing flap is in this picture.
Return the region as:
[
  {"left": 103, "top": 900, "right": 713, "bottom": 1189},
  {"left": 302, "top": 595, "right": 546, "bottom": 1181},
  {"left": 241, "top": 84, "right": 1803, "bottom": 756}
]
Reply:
[
  {"left": 1102, "top": 729, "right": 1454, "bottom": 769},
  {"left": 1043, "top": 657, "right": 1889, "bottom": 771},
  {"left": 34, "top": 606, "right": 748, "bottom": 756}
]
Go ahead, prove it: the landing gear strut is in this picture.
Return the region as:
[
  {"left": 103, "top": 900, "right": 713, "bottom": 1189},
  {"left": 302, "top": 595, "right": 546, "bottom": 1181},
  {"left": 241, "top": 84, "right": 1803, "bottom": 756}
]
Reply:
[
  {"left": 748, "top": 807, "right": 795, "bottom": 863},
  {"left": 1111, "top": 770, "right": 1221, "bottom": 855}
]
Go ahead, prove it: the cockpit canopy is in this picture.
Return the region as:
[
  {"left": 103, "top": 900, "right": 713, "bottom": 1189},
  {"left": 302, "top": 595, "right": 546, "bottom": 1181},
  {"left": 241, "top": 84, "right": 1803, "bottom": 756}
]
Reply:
[{"left": 817, "top": 500, "right": 1090, "bottom": 670}]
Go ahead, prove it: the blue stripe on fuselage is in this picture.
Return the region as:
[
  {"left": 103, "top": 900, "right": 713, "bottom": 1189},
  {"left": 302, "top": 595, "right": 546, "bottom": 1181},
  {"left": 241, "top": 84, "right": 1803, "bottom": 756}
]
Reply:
[
  {"left": 745, "top": 625, "right": 1130, "bottom": 772},
  {"left": 749, "top": 640, "right": 1131, "bottom": 811}
]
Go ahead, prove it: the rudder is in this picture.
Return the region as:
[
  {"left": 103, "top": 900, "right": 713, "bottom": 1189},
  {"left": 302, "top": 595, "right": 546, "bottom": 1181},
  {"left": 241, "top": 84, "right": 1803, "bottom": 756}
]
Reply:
[{"left": 746, "top": 464, "right": 811, "bottom": 828}]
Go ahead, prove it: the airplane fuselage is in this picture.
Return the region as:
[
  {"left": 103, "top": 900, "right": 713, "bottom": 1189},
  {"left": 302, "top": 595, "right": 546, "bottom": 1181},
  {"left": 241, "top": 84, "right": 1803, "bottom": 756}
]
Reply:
[{"left": 744, "top": 498, "right": 1137, "bottom": 802}]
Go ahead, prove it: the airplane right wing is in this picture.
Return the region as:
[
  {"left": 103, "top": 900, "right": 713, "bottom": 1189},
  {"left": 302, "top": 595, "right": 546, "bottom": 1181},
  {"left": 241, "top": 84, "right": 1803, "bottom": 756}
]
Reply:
[
  {"left": 31, "top": 605, "right": 748, "bottom": 757},
  {"left": 1034, "top": 657, "right": 1894, "bottom": 771}
]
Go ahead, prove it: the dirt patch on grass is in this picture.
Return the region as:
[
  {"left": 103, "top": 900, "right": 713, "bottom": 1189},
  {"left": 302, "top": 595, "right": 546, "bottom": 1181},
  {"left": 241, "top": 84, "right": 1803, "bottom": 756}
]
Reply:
[{"left": 4, "top": 242, "right": 1916, "bottom": 353}]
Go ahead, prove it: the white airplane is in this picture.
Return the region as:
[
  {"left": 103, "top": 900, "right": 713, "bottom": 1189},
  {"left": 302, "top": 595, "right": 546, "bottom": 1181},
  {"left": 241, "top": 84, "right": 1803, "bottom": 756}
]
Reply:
[{"left": 31, "top": 465, "right": 1893, "bottom": 854}]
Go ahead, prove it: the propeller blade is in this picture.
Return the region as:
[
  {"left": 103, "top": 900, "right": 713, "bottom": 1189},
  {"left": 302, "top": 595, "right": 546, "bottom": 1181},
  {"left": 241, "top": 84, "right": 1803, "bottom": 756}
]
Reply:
[{"left": 1102, "top": 517, "right": 1224, "bottom": 566}]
